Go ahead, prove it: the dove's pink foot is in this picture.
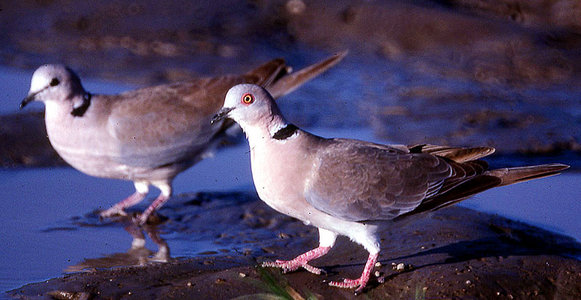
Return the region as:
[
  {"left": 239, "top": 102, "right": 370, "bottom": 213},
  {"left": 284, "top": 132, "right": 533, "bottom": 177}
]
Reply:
[
  {"left": 262, "top": 246, "right": 331, "bottom": 274},
  {"left": 100, "top": 191, "right": 146, "bottom": 218},
  {"left": 136, "top": 194, "right": 170, "bottom": 225},
  {"left": 329, "top": 252, "right": 379, "bottom": 293}
]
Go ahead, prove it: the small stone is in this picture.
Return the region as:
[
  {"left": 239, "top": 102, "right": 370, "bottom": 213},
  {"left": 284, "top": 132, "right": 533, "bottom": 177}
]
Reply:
[
  {"left": 186, "top": 282, "right": 192, "bottom": 287},
  {"left": 375, "top": 262, "right": 382, "bottom": 267},
  {"left": 286, "top": 0, "right": 306, "bottom": 14},
  {"left": 374, "top": 271, "right": 381, "bottom": 277},
  {"left": 239, "top": 272, "right": 247, "bottom": 278},
  {"left": 396, "top": 263, "right": 405, "bottom": 271},
  {"left": 465, "top": 280, "right": 471, "bottom": 285}
]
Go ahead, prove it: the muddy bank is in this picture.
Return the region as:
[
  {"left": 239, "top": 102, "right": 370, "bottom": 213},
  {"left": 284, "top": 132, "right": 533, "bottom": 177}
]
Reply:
[
  {"left": 2, "top": 0, "right": 581, "bottom": 85},
  {"left": 0, "top": 111, "right": 65, "bottom": 168},
  {"left": 8, "top": 191, "right": 581, "bottom": 299}
]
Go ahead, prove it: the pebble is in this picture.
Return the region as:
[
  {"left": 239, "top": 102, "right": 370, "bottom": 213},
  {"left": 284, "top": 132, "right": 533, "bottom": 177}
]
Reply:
[{"left": 286, "top": 0, "right": 306, "bottom": 15}]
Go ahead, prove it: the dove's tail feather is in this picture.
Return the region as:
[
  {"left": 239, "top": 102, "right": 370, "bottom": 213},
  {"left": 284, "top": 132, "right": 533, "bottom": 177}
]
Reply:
[
  {"left": 267, "top": 51, "right": 348, "bottom": 99},
  {"left": 246, "top": 58, "right": 289, "bottom": 88},
  {"left": 395, "top": 160, "right": 569, "bottom": 221},
  {"left": 485, "top": 163, "right": 569, "bottom": 186}
]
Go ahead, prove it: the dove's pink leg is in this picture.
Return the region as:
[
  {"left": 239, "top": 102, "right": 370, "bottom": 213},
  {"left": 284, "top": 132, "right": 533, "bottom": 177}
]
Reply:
[
  {"left": 100, "top": 182, "right": 149, "bottom": 218},
  {"left": 100, "top": 191, "right": 146, "bottom": 217},
  {"left": 262, "top": 246, "right": 331, "bottom": 274},
  {"left": 137, "top": 193, "right": 169, "bottom": 225},
  {"left": 329, "top": 252, "right": 379, "bottom": 292},
  {"left": 136, "top": 181, "right": 172, "bottom": 225}
]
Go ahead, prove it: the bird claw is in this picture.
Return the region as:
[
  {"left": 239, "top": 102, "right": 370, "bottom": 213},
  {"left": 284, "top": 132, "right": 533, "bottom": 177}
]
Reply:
[
  {"left": 329, "top": 277, "right": 366, "bottom": 293},
  {"left": 262, "top": 259, "right": 323, "bottom": 275},
  {"left": 302, "top": 263, "right": 324, "bottom": 275},
  {"left": 262, "top": 260, "right": 298, "bottom": 273},
  {"left": 132, "top": 213, "right": 148, "bottom": 226},
  {"left": 100, "top": 206, "right": 127, "bottom": 218}
]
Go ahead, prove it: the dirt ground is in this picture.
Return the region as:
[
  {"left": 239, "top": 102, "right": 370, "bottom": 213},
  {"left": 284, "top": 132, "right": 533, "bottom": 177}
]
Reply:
[{"left": 8, "top": 192, "right": 581, "bottom": 299}]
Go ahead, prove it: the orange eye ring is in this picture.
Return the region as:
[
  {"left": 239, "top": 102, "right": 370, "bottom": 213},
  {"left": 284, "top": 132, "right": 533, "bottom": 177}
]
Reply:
[{"left": 241, "top": 93, "right": 254, "bottom": 104}]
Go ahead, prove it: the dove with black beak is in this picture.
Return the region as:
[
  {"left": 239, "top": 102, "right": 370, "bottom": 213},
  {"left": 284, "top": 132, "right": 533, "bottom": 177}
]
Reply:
[{"left": 212, "top": 83, "right": 568, "bottom": 293}]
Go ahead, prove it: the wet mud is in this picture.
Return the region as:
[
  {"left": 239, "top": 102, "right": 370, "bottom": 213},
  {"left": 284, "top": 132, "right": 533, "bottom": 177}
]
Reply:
[{"left": 8, "top": 191, "right": 581, "bottom": 299}]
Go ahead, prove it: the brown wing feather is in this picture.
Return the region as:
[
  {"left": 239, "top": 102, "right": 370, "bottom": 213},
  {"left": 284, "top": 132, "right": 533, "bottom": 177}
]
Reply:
[
  {"left": 305, "top": 138, "right": 452, "bottom": 222},
  {"left": 105, "top": 60, "right": 290, "bottom": 168},
  {"left": 409, "top": 144, "right": 495, "bottom": 163}
]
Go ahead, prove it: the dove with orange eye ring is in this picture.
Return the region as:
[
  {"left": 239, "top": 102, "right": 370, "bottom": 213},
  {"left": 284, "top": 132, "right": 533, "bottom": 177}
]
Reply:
[{"left": 212, "top": 83, "right": 569, "bottom": 293}]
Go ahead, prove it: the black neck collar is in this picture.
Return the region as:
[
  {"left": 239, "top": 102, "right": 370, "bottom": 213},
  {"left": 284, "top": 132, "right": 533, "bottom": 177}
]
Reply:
[
  {"left": 272, "top": 124, "right": 298, "bottom": 140},
  {"left": 71, "top": 92, "right": 92, "bottom": 117}
]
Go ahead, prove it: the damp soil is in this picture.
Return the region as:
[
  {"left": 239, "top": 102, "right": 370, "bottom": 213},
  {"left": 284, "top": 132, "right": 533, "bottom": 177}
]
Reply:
[{"left": 7, "top": 192, "right": 581, "bottom": 299}]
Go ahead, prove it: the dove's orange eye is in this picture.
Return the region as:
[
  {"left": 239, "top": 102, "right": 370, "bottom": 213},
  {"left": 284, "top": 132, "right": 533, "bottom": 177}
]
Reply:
[{"left": 241, "top": 93, "right": 254, "bottom": 105}]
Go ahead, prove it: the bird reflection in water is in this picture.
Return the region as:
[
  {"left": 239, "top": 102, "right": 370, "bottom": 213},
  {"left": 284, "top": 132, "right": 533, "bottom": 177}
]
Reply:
[{"left": 66, "top": 217, "right": 170, "bottom": 272}]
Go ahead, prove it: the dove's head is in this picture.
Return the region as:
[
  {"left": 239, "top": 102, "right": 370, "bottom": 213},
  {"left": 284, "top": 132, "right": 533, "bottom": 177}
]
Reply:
[
  {"left": 212, "top": 84, "right": 283, "bottom": 129},
  {"left": 21, "top": 64, "right": 87, "bottom": 110}
]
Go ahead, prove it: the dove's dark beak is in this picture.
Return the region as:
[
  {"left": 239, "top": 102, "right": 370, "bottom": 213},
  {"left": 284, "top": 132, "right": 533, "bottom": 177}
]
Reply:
[
  {"left": 20, "top": 92, "right": 38, "bottom": 110},
  {"left": 211, "top": 107, "right": 234, "bottom": 124}
]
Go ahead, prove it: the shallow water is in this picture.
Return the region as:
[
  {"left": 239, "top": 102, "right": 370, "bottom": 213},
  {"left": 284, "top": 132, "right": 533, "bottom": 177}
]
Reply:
[{"left": 1, "top": 125, "right": 580, "bottom": 293}]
